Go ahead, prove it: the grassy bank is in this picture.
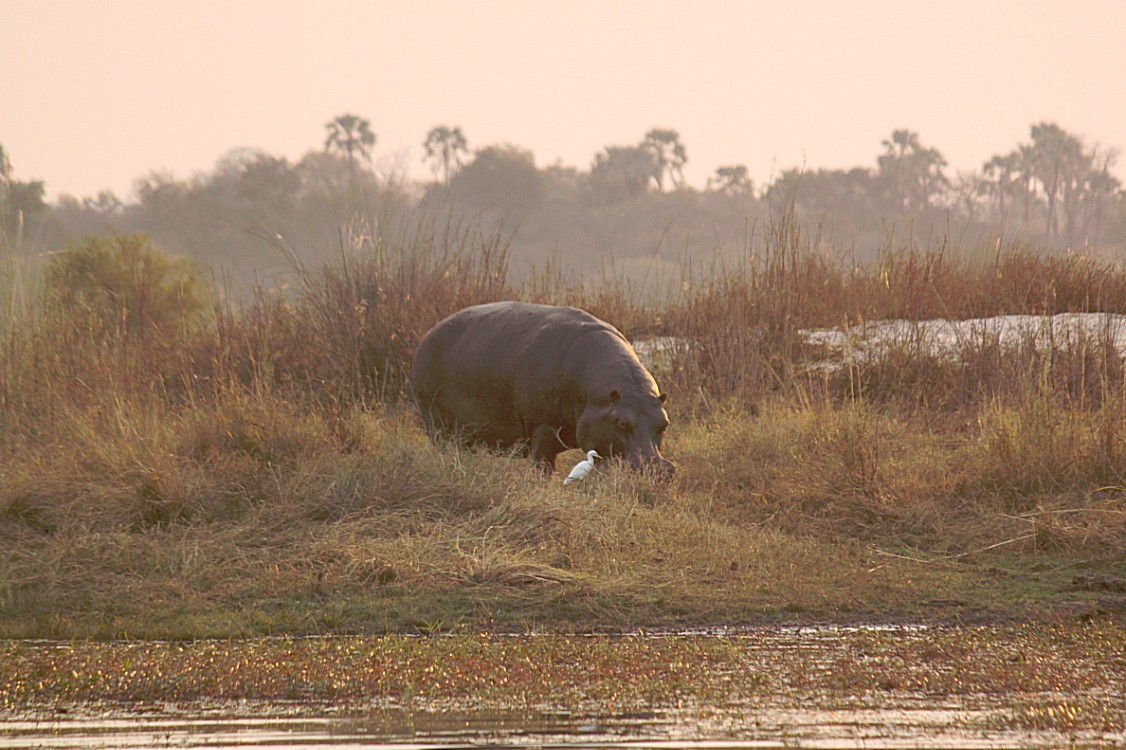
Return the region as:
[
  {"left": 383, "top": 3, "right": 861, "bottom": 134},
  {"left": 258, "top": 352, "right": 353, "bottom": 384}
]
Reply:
[{"left": 1, "top": 219, "right": 1124, "bottom": 638}]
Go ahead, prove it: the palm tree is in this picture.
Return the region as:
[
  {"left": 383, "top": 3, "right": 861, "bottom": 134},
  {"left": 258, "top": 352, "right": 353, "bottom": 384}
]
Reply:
[
  {"left": 981, "top": 151, "right": 1021, "bottom": 218},
  {"left": 0, "top": 144, "right": 10, "bottom": 195},
  {"left": 643, "top": 129, "right": 688, "bottom": 192},
  {"left": 1015, "top": 144, "right": 1038, "bottom": 222},
  {"left": 708, "top": 165, "right": 751, "bottom": 195},
  {"left": 324, "top": 113, "right": 376, "bottom": 179},
  {"left": 423, "top": 126, "right": 469, "bottom": 185},
  {"left": 589, "top": 145, "right": 660, "bottom": 202},
  {"left": 1027, "top": 122, "right": 1084, "bottom": 246},
  {"left": 878, "top": 129, "right": 948, "bottom": 210},
  {"left": 1078, "top": 162, "right": 1121, "bottom": 250}
]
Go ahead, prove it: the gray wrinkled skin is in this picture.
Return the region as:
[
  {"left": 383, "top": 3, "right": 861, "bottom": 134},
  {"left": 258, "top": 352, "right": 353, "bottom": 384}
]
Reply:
[{"left": 410, "top": 301, "right": 675, "bottom": 478}]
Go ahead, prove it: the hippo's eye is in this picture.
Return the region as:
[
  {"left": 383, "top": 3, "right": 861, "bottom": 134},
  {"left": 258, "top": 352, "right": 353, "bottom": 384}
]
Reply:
[{"left": 617, "top": 419, "right": 634, "bottom": 435}]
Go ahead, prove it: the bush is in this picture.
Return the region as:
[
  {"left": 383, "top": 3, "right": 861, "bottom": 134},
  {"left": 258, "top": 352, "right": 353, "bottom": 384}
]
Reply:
[{"left": 41, "top": 233, "right": 212, "bottom": 340}]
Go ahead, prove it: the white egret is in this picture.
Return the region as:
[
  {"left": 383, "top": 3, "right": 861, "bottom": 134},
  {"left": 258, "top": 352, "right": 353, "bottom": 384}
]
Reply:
[{"left": 563, "top": 450, "right": 600, "bottom": 485}]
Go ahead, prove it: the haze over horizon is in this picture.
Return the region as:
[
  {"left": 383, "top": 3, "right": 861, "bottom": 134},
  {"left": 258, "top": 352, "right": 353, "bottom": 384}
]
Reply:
[{"left": 5, "top": 0, "right": 1125, "bottom": 203}]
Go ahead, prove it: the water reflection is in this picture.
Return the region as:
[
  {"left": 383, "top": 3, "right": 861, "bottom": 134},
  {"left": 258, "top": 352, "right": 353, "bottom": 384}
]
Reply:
[
  {"left": 3, "top": 626, "right": 1123, "bottom": 749},
  {"left": 3, "top": 702, "right": 1110, "bottom": 749}
]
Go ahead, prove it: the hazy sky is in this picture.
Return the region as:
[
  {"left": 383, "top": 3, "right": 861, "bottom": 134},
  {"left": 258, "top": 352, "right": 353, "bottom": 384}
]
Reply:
[{"left": 5, "top": 0, "right": 1125, "bottom": 202}]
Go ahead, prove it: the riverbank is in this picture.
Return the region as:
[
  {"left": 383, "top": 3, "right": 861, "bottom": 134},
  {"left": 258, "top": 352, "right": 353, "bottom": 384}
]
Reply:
[
  {"left": 2, "top": 400, "right": 1123, "bottom": 639},
  {"left": 2, "top": 226, "right": 1124, "bottom": 638}
]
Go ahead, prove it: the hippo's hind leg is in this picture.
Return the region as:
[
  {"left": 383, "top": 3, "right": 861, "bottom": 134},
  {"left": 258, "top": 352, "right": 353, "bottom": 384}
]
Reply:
[{"left": 530, "top": 424, "right": 566, "bottom": 473}]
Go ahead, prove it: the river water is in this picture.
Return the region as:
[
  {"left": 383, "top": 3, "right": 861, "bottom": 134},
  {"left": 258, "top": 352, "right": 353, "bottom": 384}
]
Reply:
[
  {"left": 3, "top": 626, "right": 1124, "bottom": 749},
  {"left": 4, "top": 702, "right": 1116, "bottom": 750}
]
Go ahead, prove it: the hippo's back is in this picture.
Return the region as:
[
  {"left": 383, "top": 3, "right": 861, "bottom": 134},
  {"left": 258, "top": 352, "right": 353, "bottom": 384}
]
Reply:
[{"left": 410, "top": 301, "right": 611, "bottom": 444}]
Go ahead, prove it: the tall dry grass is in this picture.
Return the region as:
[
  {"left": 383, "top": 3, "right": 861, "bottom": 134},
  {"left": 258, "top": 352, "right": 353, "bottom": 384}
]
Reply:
[{"left": 1, "top": 208, "right": 1124, "bottom": 636}]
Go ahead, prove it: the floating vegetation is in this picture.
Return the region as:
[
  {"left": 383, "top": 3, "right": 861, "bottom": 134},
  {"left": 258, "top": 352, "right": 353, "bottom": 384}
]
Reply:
[{"left": 2, "top": 624, "right": 1123, "bottom": 739}]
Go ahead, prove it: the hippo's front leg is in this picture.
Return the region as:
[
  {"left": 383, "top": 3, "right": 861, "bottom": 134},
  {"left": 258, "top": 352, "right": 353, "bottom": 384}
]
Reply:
[{"left": 530, "top": 424, "right": 567, "bottom": 472}]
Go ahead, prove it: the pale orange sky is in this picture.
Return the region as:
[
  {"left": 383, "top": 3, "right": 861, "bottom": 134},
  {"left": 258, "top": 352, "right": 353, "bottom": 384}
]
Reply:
[{"left": 4, "top": 0, "right": 1125, "bottom": 202}]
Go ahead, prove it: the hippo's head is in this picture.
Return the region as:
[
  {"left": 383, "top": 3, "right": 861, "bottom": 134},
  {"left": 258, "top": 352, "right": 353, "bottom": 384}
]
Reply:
[{"left": 576, "top": 389, "right": 675, "bottom": 480}]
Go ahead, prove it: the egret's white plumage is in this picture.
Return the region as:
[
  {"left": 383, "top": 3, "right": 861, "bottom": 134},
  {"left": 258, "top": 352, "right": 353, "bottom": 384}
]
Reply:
[{"left": 563, "top": 450, "right": 600, "bottom": 485}]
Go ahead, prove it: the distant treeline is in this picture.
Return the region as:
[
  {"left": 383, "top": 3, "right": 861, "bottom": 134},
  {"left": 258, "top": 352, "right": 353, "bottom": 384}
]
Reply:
[{"left": 2, "top": 118, "right": 1123, "bottom": 295}]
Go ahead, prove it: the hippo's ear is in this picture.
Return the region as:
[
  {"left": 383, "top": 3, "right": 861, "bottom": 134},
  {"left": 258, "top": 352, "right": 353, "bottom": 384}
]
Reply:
[
  {"left": 659, "top": 392, "right": 668, "bottom": 404},
  {"left": 609, "top": 389, "right": 620, "bottom": 403}
]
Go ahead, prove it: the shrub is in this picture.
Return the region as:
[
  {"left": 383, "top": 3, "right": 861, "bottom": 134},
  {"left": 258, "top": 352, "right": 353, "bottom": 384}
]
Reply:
[{"left": 41, "top": 233, "right": 212, "bottom": 340}]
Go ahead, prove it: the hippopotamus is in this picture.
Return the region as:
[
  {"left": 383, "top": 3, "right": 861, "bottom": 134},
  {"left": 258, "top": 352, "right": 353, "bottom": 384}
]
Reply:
[{"left": 410, "top": 301, "right": 675, "bottom": 478}]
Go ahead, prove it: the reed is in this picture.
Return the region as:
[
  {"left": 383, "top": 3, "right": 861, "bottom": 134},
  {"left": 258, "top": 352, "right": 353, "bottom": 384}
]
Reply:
[{"left": 1, "top": 209, "right": 1123, "bottom": 637}]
